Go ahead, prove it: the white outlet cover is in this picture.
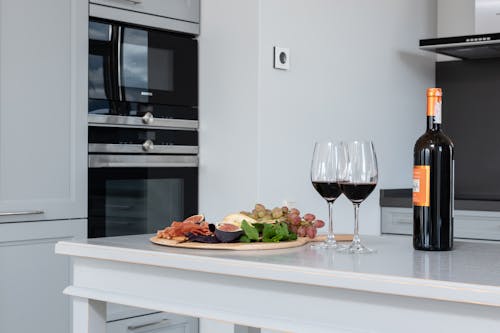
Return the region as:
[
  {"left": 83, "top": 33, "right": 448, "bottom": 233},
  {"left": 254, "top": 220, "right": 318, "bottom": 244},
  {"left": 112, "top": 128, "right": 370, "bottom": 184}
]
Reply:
[{"left": 274, "top": 47, "right": 290, "bottom": 70}]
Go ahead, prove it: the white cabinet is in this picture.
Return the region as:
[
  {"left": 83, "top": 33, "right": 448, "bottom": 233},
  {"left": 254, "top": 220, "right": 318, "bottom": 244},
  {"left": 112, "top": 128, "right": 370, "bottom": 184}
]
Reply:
[
  {"left": 91, "top": 0, "right": 200, "bottom": 23},
  {"left": 90, "top": 0, "right": 200, "bottom": 34},
  {"left": 381, "top": 207, "right": 500, "bottom": 241},
  {"left": 107, "top": 312, "right": 198, "bottom": 333},
  {"left": 0, "top": 219, "right": 87, "bottom": 333},
  {"left": 0, "top": 0, "right": 88, "bottom": 223}
]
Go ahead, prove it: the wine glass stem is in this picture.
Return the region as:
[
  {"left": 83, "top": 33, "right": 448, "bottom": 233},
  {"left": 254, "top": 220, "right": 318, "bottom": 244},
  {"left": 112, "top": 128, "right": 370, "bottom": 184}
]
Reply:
[
  {"left": 353, "top": 203, "right": 360, "bottom": 244},
  {"left": 327, "top": 201, "right": 336, "bottom": 243}
]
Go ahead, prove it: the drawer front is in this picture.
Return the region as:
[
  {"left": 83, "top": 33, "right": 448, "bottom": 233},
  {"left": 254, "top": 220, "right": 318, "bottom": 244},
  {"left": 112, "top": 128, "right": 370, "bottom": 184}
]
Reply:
[
  {"left": 381, "top": 207, "right": 500, "bottom": 241},
  {"left": 381, "top": 207, "right": 412, "bottom": 235},
  {"left": 91, "top": 0, "right": 200, "bottom": 23},
  {"left": 107, "top": 303, "right": 154, "bottom": 322},
  {"left": 455, "top": 211, "right": 500, "bottom": 241},
  {"left": 107, "top": 312, "right": 197, "bottom": 333}
]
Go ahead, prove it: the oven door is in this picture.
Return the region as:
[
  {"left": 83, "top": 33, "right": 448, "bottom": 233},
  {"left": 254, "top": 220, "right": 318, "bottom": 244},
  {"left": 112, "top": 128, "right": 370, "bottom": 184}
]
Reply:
[
  {"left": 119, "top": 23, "right": 197, "bottom": 106},
  {"left": 88, "top": 155, "right": 198, "bottom": 238}
]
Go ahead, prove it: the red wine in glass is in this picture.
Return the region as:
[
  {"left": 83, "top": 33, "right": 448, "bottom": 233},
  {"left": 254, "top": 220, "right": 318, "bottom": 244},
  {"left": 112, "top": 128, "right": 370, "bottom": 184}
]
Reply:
[
  {"left": 310, "top": 141, "right": 348, "bottom": 249},
  {"left": 339, "top": 141, "right": 378, "bottom": 254},
  {"left": 340, "top": 183, "right": 377, "bottom": 203},
  {"left": 312, "top": 181, "right": 343, "bottom": 202}
]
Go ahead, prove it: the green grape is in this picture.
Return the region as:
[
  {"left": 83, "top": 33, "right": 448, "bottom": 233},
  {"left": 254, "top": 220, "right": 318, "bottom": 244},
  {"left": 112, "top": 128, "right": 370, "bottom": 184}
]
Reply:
[
  {"left": 255, "top": 203, "right": 266, "bottom": 212},
  {"left": 271, "top": 207, "right": 283, "bottom": 219}
]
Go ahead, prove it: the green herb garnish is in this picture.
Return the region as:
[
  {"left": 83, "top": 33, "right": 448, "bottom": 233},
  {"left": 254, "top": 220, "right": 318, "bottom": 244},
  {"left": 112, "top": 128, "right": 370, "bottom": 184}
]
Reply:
[
  {"left": 241, "top": 220, "right": 259, "bottom": 241},
  {"left": 239, "top": 235, "right": 251, "bottom": 243},
  {"left": 263, "top": 222, "right": 293, "bottom": 242}
]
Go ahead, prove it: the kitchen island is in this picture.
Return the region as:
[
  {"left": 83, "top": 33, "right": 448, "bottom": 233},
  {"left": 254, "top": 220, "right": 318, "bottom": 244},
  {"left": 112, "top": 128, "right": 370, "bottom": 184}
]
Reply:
[{"left": 55, "top": 234, "right": 500, "bottom": 333}]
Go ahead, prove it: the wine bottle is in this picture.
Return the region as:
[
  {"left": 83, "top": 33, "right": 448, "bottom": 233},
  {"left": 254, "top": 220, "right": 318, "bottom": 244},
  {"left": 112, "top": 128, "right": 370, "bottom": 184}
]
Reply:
[{"left": 413, "top": 88, "right": 454, "bottom": 251}]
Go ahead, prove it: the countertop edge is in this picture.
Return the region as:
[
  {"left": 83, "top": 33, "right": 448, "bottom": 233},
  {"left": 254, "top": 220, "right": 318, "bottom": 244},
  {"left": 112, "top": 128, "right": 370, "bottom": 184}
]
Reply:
[{"left": 55, "top": 240, "right": 500, "bottom": 308}]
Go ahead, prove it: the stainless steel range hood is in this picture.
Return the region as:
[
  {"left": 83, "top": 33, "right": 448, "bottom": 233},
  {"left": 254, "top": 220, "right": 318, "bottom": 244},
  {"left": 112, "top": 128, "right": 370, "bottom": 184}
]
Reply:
[{"left": 420, "top": 33, "right": 500, "bottom": 60}]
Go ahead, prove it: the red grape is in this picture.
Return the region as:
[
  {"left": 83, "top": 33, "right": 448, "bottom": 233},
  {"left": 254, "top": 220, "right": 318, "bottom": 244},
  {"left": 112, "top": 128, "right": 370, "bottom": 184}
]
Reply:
[
  {"left": 306, "top": 226, "right": 317, "bottom": 239},
  {"left": 297, "top": 226, "right": 307, "bottom": 237},
  {"left": 288, "top": 213, "right": 301, "bottom": 226},
  {"left": 313, "top": 220, "right": 325, "bottom": 228},
  {"left": 304, "top": 213, "right": 315, "bottom": 222}
]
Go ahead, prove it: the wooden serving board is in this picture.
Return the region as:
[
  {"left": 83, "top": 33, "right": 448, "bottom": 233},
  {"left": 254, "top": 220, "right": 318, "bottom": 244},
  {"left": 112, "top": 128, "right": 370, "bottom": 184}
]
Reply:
[{"left": 150, "top": 234, "right": 353, "bottom": 251}]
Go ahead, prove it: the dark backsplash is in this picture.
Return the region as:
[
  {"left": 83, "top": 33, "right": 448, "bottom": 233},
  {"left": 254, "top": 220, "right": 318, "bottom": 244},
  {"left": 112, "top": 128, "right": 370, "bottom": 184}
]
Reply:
[{"left": 437, "top": 59, "right": 500, "bottom": 201}]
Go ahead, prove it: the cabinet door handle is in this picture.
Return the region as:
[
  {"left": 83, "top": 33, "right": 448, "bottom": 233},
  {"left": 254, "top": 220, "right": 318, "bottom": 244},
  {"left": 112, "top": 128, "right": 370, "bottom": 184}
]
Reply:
[
  {"left": 0, "top": 210, "right": 44, "bottom": 217},
  {"left": 127, "top": 318, "right": 169, "bottom": 331}
]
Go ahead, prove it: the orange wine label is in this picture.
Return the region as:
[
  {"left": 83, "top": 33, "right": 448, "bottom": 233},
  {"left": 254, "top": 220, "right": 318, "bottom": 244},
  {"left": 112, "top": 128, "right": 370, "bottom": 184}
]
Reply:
[{"left": 413, "top": 165, "right": 430, "bottom": 207}]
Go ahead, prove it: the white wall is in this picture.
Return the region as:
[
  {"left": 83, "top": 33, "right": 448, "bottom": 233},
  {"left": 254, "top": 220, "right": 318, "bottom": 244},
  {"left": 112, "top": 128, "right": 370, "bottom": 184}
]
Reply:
[
  {"left": 200, "top": 0, "right": 437, "bottom": 235},
  {"left": 198, "top": 0, "right": 260, "bottom": 220}
]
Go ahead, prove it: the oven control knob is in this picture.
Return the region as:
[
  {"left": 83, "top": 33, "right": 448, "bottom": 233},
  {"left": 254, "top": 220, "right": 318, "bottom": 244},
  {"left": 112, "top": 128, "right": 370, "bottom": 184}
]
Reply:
[
  {"left": 142, "top": 139, "right": 154, "bottom": 152},
  {"left": 142, "top": 112, "right": 154, "bottom": 125}
]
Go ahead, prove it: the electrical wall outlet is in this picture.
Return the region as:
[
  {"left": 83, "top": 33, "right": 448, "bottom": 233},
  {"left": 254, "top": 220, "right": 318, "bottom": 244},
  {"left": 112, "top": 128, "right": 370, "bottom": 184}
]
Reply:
[{"left": 274, "top": 46, "right": 290, "bottom": 70}]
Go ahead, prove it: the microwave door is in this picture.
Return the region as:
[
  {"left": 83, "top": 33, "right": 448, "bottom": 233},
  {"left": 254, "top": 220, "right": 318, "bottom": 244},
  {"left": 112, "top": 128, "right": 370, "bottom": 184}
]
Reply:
[
  {"left": 119, "top": 25, "right": 197, "bottom": 106},
  {"left": 119, "top": 25, "right": 150, "bottom": 104},
  {"left": 148, "top": 30, "right": 198, "bottom": 106},
  {"left": 89, "top": 20, "right": 119, "bottom": 102}
]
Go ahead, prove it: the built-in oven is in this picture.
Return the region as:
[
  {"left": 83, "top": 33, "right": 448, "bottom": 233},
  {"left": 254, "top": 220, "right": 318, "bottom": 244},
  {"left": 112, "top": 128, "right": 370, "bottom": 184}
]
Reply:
[
  {"left": 88, "top": 17, "right": 199, "bottom": 239},
  {"left": 88, "top": 126, "right": 198, "bottom": 238}
]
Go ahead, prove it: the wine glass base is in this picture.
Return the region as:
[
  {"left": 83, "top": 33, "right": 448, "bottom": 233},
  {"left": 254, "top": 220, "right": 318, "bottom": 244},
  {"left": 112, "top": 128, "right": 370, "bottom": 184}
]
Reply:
[
  {"left": 337, "top": 241, "right": 375, "bottom": 254},
  {"left": 311, "top": 240, "right": 347, "bottom": 250}
]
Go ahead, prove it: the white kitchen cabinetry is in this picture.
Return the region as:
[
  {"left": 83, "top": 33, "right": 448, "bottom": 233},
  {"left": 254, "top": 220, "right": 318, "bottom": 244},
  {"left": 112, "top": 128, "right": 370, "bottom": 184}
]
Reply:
[
  {"left": 91, "top": 0, "right": 199, "bottom": 23},
  {"left": 0, "top": 0, "right": 88, "bottom": 223},
  {"left": 90, "top": 0, "right": 200, "bottom": 34},
  {"left": 382, "top": 207, "right": 500, "bottom": 241},
  {"left": 107, "top": 312, "right": 198, "bottom": 333},
  {"left": 0, "top": 219, "right": 87, "bottom": 333}
]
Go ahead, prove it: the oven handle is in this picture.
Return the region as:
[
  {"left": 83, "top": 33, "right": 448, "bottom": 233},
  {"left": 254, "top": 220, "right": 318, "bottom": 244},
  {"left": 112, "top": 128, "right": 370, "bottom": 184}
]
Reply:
[
  {"left": 89, "top": 154, "right": 198, "bottom": 168},
  {"left": 89, "top": 143, "right": 199, "bottom": 155},
  {"left": 88, "top": 114, "right": 199, "bottom": 130}
]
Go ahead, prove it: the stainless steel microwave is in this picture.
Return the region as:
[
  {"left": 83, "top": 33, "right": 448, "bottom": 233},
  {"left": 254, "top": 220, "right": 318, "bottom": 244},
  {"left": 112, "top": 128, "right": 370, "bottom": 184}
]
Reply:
[{"left": 89, "top": 18, "right": 197, "bottom": 109}]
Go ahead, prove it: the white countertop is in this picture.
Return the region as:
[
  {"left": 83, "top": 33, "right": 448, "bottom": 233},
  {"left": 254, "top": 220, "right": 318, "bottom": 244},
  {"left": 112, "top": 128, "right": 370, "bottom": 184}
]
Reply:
[{"left": 55, "top": 234, "right": 500, "bottom": 307}]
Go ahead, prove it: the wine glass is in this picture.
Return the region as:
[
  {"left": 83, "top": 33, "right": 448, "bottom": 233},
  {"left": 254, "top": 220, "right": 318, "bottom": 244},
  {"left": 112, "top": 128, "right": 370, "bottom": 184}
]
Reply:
[
  {"left": 339, "top": 140, "right": 378, "bottom": 254},
  {"left": 310, "top": 141, "right": 348, "bottom": 249}
]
